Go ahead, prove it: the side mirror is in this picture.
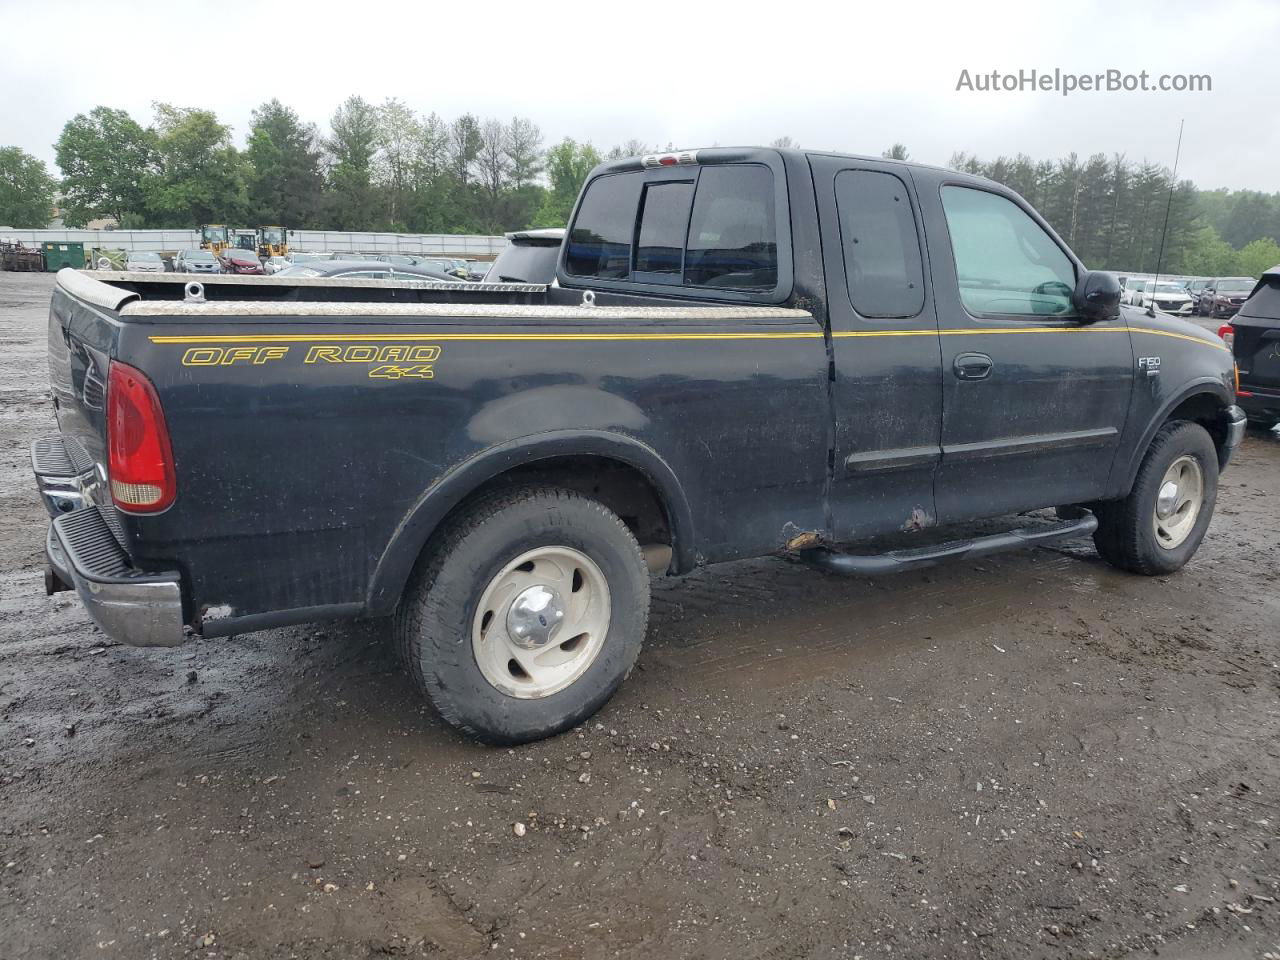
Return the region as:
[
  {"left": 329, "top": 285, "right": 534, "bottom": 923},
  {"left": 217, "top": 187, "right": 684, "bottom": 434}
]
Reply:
[{"left": 1073, "top": 270, "right": 1121, "bottom": 323}]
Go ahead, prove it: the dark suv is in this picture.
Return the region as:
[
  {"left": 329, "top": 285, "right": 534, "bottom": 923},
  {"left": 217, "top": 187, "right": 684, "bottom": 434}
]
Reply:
[{"left": 1220, "top": 266, "right": 1280, "bottom": 429}]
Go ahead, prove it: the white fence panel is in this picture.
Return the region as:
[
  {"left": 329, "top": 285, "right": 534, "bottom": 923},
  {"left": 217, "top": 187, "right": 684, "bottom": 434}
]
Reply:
[{"left": 1, "top": 228, "right": 507, "bottom": 258}]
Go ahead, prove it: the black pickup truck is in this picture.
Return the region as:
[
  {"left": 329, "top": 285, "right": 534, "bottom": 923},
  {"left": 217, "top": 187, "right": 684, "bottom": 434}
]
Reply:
[{"left": 35, "top": 147, "right": 1246, "bottom": 743}]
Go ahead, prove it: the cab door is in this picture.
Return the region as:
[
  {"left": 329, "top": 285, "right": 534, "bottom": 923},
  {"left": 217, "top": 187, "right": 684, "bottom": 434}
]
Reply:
[
  {"left": 810, "top": 156, "right": 943, "bottom": 539},
  {"left": 915, "top": 177, "right": 1134, "bottom": 522}
]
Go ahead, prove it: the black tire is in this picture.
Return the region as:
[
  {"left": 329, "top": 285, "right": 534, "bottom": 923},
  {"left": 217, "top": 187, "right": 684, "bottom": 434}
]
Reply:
[
  {"left": 1092, "top": 420, "right": 1218, "bottom": 575},
  {"left": 393, "top": 486, "right": 650, "bottom": 745}
]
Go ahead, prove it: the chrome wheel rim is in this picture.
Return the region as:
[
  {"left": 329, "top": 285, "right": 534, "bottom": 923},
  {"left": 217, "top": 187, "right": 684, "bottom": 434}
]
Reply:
[
  {"left": 471, "top": 546, "right": 610, "bottom": 699},
  {"left": 1152, "top": 455, "right": 1203, "bottom": 550}
]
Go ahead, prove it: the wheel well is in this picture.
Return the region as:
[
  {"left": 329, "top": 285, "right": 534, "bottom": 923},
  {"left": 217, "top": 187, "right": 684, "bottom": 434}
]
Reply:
[
  {"left": 1166, "top": 393, "right": 1227, "bottom": 458},
  {"left": 468, "top": 455, "right": 673, "bottom": 552}
]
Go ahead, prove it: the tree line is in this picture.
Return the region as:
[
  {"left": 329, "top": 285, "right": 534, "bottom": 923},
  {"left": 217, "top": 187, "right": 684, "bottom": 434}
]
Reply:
[
  {"left": 0, "top": 102, "right": 1277, "bottom": 278},
  {"left": 4, "top": 98, "right": 614, "bottom": 236}
]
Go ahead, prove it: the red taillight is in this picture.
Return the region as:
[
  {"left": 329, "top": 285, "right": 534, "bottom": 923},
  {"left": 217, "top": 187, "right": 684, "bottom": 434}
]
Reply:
[
  {"left": 1217, "top": 323, "right": 1234, "bottom": 348},
  {"left": 107, "top": 360, "right": 176, "bottom": 513}
]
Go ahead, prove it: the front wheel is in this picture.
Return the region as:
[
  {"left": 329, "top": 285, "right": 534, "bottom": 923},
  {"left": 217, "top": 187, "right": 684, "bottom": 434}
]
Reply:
[
  {"left": 1093, "top": 420, "right": 1219, "bottom": 575},
  {"left": 393, "top": 486, "right": 651, "bottom": 744}
]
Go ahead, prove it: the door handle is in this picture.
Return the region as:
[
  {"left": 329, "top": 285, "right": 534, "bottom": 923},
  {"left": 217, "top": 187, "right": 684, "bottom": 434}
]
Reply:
[{"left": 953, "top": 352, "right": 993, "bottom": 380}]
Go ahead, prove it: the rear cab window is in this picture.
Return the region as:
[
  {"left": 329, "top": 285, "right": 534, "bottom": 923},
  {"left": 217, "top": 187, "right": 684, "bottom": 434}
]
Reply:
[{"left": 562, "top": 152, "right": 791, "bottom": 302}]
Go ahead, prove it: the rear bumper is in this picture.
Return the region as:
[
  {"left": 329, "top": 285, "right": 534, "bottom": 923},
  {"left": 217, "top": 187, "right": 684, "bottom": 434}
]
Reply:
[
  {"left": 34, "top": 437, "right": 187, "bottom": 647},
  {"left": 1238, "top": 388, "right": 1280, "bottom": 423}
]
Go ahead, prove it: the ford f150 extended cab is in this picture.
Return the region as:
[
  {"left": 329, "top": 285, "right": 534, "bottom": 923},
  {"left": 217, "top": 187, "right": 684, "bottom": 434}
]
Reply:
[{"left": 34, "top": 147, "right": 1246, "bottom": 743}]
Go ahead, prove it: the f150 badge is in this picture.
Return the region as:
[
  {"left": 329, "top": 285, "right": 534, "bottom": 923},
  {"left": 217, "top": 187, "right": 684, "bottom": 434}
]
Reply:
[
  {"left": 1138, "top": 355, "right": 1161, "bottom": 374},
  {"left": 180, "top": 344, "right": 441, "bottom": 380}
]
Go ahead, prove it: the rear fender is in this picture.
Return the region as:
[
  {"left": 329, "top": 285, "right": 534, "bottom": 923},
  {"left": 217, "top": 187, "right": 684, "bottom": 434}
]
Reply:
[{"left": 366, "top": 430, "right": 695, "bottom": 615}]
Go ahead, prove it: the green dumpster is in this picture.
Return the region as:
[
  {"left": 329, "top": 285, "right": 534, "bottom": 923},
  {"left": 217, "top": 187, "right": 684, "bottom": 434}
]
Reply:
[{"left": 43, "top": 242, "right": 85, "bottom": 271}]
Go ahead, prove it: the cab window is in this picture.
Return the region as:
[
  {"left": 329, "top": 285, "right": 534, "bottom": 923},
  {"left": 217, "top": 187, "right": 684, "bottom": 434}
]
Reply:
[
  {"left": 566, "top": 163, "right": 778, "bottom": 292},
  {"left": 635, "top": 181, "right": 694, "bottom": 277},
  {"left": 835, "top": 170, "right": 924, "bottom": 318},
  {"left": 941, "top": 186, "right": 1077, "bottom": 318},
  {"left": 565, "top": 174, "right": 643, "bottom": 279},
  {"left": 683, "top": 165, "right": 777, "bottom": 290}
]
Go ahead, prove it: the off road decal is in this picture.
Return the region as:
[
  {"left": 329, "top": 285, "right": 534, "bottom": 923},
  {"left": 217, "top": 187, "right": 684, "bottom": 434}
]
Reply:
[{"left": 180, "top": 343, "right": 441, "bottom": 379}]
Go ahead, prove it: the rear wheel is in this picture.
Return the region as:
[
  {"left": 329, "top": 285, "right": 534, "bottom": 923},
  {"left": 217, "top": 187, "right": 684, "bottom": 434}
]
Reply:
[
  {"left": 1093, "top": 420, "right": 1218, "bottom": 575},
  {"left": 393, "top": 486, "right": 650, "bottom": 744}
]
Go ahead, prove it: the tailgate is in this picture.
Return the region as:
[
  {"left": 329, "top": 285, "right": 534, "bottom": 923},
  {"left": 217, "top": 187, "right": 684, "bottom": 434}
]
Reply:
[{"left": 1237, "top": 324, "right": 1280, "bottom": 390}]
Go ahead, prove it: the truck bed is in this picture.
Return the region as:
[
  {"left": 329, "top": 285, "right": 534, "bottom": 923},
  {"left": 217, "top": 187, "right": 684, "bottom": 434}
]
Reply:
[{"left": 44, "top": 269, "right": 822, "bottom": 642}]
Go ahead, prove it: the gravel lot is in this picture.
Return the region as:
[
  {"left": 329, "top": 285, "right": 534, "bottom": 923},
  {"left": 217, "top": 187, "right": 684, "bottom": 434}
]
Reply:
[{"left": 1, "top": 271, "right": 1278, "bottom": 960}]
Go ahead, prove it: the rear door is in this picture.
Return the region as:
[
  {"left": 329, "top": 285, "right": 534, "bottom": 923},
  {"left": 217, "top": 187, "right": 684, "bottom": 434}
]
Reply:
[
  {"left": 810, "top": 156, "right": 943, "bottom": 538},
  {"left": 918, "top": 176, "right": 1134, "bottom": 522}
]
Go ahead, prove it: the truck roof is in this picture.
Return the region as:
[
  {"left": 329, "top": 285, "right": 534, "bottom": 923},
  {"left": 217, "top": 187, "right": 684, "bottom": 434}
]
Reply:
[{"left": 593, "top": 146, "right": 994, "bottom": 188}]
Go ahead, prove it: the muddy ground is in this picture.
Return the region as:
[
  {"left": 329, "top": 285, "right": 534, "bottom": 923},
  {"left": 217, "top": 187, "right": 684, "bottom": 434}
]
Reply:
[{"left": 0, "top": 271, "right": 1277, "bottom": 960}]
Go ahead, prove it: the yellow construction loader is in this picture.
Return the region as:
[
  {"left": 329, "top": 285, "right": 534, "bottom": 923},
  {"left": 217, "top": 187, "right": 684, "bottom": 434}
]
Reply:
[{"left": 257, "top": 226, "right": 287, "bottom": 259}]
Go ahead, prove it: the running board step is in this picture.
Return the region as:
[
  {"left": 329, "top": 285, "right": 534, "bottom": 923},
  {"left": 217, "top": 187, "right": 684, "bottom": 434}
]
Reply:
[{"left": 799, "top": 514, "right": 1098, "bottom": 577}]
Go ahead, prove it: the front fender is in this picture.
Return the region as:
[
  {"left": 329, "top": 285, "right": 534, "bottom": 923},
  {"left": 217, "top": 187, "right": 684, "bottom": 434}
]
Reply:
[
  {"left": 365, "top": 430, "right": 696, "bottom": 615},
  {"left": 1113, "top": 377, "right": 1232, "bottom": 493}
]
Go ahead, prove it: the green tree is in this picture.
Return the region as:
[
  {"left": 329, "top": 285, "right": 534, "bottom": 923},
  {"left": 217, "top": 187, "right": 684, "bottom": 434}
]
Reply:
[
  {"left": 245, "top": 99, "right": 323, "bottom": 229},
  {"left": 144, "top": 104, "right": 248, "bottom": 227},
  {"left": 1177, "top": 224, "right": 1238, "bottom": 277},
  {"left": 0, "top": 146, "right": 56, "bottom": 227},
  {"left": 1221, "top": 191, "right": 1277, "bottom": 248},
  {"left": 533, "top": 138, "right": 600, "bottom": 228},
  {"left": 1236, "top": 237, "right": 1280, "bottom": 279},
  {"left": 449, "top": 114, "right": 483, "bottom": 185},
  {"left": 375, "top": 98, "right": 421, "bottom": 228},
  {"left": 475, "top": 118, "right": 510, "bottom": 229},
  {"left": 54, "top": 106, "right": 155, "bottom": 226},
  {"left": 504, "top": 117, "right": 543, "bottom": 189},
  {"left": 325, "top": 95, "right": 381, "bottom": 230},
  {"left": 881, "top": 143, "right": 910, "bottom": 161}
]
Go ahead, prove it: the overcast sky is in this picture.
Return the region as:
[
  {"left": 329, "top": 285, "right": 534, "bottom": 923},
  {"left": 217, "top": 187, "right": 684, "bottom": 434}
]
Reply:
[{"left": 3, "top": 0, "right": 1278, "bottom": 192}]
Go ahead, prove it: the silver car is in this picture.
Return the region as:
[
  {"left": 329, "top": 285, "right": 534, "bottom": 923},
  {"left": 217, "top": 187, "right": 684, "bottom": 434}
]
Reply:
[
  {"left": 174, "top": 249, "right": 221, "bottom": 274},
  {"left": 124, "top": 250, "right": 166, "bottom": 273}
]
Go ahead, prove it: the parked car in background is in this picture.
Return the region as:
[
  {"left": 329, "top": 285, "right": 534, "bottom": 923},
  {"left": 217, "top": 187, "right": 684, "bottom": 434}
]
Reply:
[
  {"left": 124, "top": 250, "right": 166, "bottom": 273},
  {"left": 467, "top": 260, "right": 491, "bottom": 281},
  {"left": 1185, "top": 278, "right": 1209, "bottom": 308},
  {"left": 218, "top": 249, "right": 266, "bottom": 275},
  {"left": 1218, "top": 266, "right": 1280, "bottom": 429},
  {"left": 412, "top": 257, "right": 469, "bottom": 279},
  {"left": 263, "top": 256, "right": 289, "bottom": 275},
  {"left": 486, "top": 228, "right": 565, "bottom": 283},
  {"left": 375, "top": 254, "right": 428, "bottom": 267},
  {"left": 173, "top": 249, "right": 221, "bottom": 274},
  {"left": 273, "top": 259, "right": 456, "bottom": 282},
  {"left": 1199, "top": 277, "right": 1256, "bottom": 318},
  {"left": 1123, "top": 278, "right": 1147, "bottom": 306},
  {"left": 287, "top": 252, "right": 337, "bottom": 265},
  {"left": 1140, "top": 279, "right": 1194, "bottom": 315}
]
